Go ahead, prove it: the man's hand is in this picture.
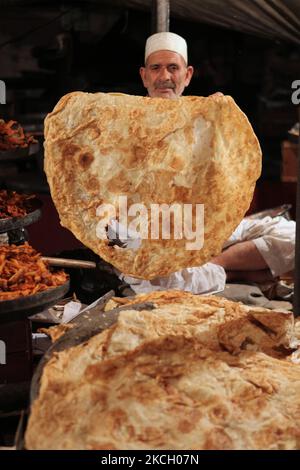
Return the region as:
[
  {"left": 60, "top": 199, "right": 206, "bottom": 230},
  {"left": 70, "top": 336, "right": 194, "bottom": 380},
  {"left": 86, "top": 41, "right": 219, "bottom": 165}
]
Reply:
[
  {"left": 210, "top": 240, "right": 274, "bottom": 283},
  {"left": 211, "top": 240, "right": 268, "bottom": 271},
  {"left": 209, "top": 92, "right": 224, "bottom": 98},
  {"left": 225, "top": 269, "right": 275, "bottom": 283}
]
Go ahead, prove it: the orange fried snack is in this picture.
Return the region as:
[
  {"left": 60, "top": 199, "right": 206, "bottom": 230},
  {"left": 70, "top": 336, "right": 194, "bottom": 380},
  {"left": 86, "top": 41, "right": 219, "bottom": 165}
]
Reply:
[
  {"left": 0, "top": 119, "right": 37, "bottom": 151},
  {"left": 0, "top": 243, "right": 68, "bottom": 301},
  {"left": 0, "top": 189, "right": 36, "bottom": 219}
]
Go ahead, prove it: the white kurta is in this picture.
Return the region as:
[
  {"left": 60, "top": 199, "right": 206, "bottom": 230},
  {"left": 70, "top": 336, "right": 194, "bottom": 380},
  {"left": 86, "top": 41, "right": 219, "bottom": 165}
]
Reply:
[{"left": 119, "top": 216, "right": 295, "bottom": 295}]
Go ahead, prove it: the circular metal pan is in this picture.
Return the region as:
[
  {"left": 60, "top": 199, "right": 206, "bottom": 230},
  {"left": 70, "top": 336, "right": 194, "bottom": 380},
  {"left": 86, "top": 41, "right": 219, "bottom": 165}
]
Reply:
[
  {"left": 0, "top": 197, "right": 42, "bottom": 233},
  {"left": 0, "top": 279, "right": 70, "bottom": 321},
  {"left": 0, "top": 142, "right": 39, "bottom": 162}
]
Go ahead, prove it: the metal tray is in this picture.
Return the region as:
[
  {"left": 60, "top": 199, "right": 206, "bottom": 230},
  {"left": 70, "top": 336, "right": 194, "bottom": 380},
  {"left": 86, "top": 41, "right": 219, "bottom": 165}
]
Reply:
[
  {"left": 0, "top": 280, "right": 70, "bottom": 322},
  {"left": 30, "top": 295, "right": 155, "bottom": 404},
  {"left": 0, "top": 197, "right": 42, "bottom": 233},
  {"left": 0, "top": 142, "right": 39, "bottom": 162}
]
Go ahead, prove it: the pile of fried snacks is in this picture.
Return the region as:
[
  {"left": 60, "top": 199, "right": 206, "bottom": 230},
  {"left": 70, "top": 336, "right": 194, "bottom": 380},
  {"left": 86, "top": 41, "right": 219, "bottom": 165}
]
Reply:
[
  {"left": 0, "top": 243, "right": 68, "bottom": 301},
  {"left": 0, "top": 190, "right": 36, "bottom": 219},
  {"left": 0, "top": 119, "right": 37, "bottom": 151}
]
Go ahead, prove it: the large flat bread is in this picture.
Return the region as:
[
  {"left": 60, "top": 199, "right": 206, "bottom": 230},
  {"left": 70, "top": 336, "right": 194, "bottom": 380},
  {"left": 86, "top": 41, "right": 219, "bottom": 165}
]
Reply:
[
  {"left": 44, "top": 92, "right": 261, "bottom": 279},
  {"left": 25, "top": 292, "right": 300, "bottom": 450}
]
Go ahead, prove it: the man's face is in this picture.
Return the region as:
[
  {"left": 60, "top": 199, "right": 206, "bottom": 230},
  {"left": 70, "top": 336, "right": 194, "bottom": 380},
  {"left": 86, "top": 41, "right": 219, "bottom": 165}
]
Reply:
[{"left": 139, "top": 50, "right": 194, "bottom": 99}]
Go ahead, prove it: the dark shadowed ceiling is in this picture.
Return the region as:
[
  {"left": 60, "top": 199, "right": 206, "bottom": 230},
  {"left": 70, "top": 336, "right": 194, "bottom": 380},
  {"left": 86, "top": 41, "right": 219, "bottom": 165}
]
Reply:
[
  {"left": 1, "top": 0, "right": 300, "bottom": 44},
  {"left": 123, "top": 0, "right": 300, "bottom": 44}
]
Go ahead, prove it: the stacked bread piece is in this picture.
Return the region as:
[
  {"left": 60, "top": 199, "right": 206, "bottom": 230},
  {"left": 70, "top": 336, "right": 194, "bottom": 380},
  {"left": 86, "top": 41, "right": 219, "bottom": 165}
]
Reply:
[{"left": 25, "top": 291, "right": 300, "bottom": 450}]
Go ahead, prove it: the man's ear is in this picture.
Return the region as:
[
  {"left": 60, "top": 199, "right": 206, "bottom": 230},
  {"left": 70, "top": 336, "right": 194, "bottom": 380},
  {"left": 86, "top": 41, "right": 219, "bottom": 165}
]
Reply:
[
  {"left": 139, "top": 67, "right": 147, "bottom": 87},
  {"left": 185, "top": 65, "right": 194, "bottom": 87}
]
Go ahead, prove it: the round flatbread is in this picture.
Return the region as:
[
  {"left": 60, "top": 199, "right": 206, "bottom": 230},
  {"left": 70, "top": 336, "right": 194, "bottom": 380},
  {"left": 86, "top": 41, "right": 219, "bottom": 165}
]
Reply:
[{"left": 44, "top": 92, "right": 261, "bottom": 279}]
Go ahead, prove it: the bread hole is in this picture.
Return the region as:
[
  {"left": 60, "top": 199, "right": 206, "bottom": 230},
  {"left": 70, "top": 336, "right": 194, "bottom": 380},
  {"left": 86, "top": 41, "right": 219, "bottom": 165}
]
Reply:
[
  {"left": 106, "top": 225, "right": 127, "bottom": 248},
  {"left": 105, "top": 220, "right": 141, "bottom": 250}
]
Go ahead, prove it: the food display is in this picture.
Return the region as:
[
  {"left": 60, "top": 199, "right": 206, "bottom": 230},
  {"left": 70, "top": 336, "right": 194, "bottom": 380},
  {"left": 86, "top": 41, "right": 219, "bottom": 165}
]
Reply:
[
  {"left": 0, "top": 118, "right": 37, "bottom": 151},
  {"left": 44, "top": 92, "right": 262, "bottom": 280},
  {"left": 0, "top": 189, "right": 36, "bottom": 219},
  {"left": 1, "top": 23, "right": 298, "bottom": 455},
  {"left": 0, "top": 242, "right": 68, "bottom": 301},
  {"left": 25, "top": 291, "right": 300, "bottom": 450}
]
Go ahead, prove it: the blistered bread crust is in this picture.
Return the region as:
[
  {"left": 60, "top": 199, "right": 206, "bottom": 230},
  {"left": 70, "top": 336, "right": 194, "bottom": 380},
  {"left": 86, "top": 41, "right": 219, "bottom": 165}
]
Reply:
[{"left": 44, "top": 92, "right": 261, "bottom": 279}]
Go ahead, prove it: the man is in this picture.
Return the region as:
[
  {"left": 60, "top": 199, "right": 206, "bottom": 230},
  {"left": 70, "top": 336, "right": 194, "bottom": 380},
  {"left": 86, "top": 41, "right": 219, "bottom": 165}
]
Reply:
[
  {"left": 119, "top": 32, "right": 295, "bottom": 296},
  {"left": 139, "top": 32, "right": 194, "bottom": 99}
]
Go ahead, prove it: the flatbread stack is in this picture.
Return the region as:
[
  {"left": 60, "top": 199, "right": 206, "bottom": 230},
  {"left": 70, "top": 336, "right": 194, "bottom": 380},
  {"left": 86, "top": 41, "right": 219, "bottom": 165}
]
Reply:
[
  {"left": 44, "top": 92, "right": 261, "bottom": 279},
  {"left": 25, "top": 291, "right": 300, "bottom": 450}
]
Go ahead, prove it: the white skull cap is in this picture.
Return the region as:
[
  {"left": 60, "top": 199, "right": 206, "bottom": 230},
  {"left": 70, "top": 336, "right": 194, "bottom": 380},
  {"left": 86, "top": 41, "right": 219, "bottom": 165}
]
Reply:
[{"left": 145, "top": 32, "right": 188, "bottom": 64}]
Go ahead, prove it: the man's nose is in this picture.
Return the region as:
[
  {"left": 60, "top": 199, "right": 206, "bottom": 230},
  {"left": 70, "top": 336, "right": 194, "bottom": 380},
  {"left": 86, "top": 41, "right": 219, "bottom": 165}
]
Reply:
[{"left": 158, "top": 66, "right": 171, "bottom": 80}]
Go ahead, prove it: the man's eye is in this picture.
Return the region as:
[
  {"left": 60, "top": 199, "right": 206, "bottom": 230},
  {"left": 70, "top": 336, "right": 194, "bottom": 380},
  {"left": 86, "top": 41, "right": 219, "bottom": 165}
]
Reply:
[{"left": 169, "top": 66, "right": 178, "bottom": 72}]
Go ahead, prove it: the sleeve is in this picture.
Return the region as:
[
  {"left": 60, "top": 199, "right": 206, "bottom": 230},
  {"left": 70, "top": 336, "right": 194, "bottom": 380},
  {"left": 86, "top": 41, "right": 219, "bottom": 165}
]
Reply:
[
  {"left": 224, "top": 216, "right": 295, "bottom": 277},
  {"left": 119, "top": 262, "right": 226, "bottom": 295}
]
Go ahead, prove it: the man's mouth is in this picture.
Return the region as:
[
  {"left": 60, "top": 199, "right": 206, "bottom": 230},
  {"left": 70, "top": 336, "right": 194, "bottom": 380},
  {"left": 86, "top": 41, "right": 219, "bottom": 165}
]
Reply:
[
  {"left": 156, "top": 87, "right": 175, "bottom": 93},
  {"left": 155, "top": 82, "right": 175, "bottom": 91}
]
